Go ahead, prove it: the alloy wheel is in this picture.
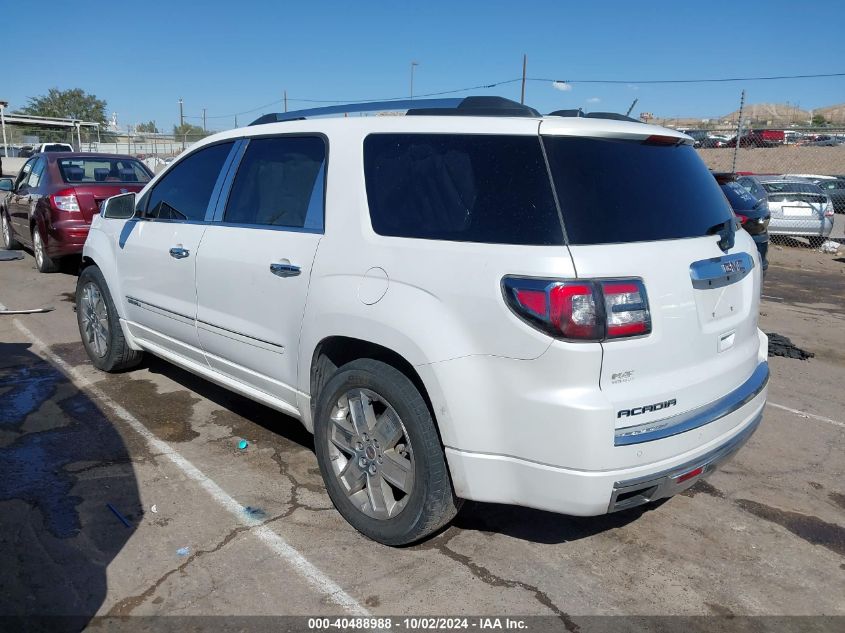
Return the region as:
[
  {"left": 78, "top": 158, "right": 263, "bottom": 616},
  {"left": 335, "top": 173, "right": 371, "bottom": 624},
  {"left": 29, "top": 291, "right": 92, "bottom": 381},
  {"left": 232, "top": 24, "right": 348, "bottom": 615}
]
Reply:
[
  {"left": 80, "top": 282, "right": 110, "bottom": 358},
  {"left": 326, "top": 388, "right": 415, "bottom": 520},
  {"left": 33, "top": 230, "right": 44, "bottom": 268},
  {"left": 1, "top": 215, "right": 9, "bottom": 247}
]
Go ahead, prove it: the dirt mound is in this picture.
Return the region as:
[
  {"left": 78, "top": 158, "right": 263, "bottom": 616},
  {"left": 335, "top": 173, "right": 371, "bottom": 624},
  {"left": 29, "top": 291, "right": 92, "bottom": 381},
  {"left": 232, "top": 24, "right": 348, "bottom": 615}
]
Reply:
[{"left": 767, "top": 333, "right": 815, "bottom": 360}]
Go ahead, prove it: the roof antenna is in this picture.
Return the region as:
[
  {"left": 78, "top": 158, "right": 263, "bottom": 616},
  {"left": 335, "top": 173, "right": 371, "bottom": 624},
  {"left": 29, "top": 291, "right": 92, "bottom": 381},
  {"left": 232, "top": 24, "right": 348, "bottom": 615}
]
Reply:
[{"left": 625, "top": 98, "right": 639, "bottom": 118}]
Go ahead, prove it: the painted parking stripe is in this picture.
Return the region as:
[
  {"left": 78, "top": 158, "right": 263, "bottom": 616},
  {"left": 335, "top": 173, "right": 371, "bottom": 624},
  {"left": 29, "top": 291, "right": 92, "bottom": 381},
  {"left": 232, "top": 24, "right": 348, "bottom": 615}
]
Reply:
[
  {"left": 767, "top": 402, "right": 844, "bottom": 428},
  {"left": 6, "top": 312, "right": 368, "bottom": 616}
]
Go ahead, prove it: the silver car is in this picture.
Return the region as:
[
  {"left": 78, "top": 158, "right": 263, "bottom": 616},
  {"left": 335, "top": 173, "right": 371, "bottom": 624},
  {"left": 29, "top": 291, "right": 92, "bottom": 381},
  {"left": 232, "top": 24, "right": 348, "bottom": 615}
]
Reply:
[{"left": 736, "top": 177, "right": 834, "bottom": 245}]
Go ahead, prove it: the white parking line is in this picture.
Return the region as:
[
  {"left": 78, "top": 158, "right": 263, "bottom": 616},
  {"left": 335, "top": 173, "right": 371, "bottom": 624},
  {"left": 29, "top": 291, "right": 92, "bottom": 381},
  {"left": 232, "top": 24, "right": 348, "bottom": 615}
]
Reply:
[
  {"left": 6, "top": 313, "right": 369, "bottom": 617},
  {"left": 767, "top": 402, "right": 845, "bottom": 428}
]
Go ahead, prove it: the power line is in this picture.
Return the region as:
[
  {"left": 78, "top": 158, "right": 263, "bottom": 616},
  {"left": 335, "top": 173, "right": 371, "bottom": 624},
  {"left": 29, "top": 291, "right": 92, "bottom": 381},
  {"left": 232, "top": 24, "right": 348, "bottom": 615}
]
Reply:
[{"left": 189, "top": 71, "right": 845, "bottom": 120}]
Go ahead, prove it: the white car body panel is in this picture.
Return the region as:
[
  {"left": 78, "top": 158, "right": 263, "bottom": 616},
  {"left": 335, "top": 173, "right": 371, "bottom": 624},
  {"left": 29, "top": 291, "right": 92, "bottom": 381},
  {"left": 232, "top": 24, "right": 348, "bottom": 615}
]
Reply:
[{"left": 82, "top": 112, "right": 767, "bottom": 517}]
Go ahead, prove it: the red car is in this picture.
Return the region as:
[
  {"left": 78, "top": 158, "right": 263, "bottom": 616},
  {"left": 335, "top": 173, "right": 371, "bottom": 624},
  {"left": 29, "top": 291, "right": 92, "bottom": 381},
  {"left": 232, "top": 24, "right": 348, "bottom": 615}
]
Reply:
[{"left": 0, "top": 153, "right": 152, "bottom": 272}]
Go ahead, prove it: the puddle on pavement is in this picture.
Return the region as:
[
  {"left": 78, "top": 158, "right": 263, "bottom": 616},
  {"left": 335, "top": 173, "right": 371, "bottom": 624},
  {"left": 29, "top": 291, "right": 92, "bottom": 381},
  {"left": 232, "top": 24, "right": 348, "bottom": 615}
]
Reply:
[
  {"left": 680, "top": 480, "right": 725, "bottom": 499},
  {"left": 828, "top": 492, "right": 845, "bottom": 511},
  {"left": 50, "top": 342, "right": 91, "bottom": 367},
  {"left": 101, "top": 376, "right": 200, "bottom": 442},
  {"left": 735, "top": 499, "right": 845, "bottom": 557},
  {"left": 766, "top": 333, "right": 815, "bottom": 360}
]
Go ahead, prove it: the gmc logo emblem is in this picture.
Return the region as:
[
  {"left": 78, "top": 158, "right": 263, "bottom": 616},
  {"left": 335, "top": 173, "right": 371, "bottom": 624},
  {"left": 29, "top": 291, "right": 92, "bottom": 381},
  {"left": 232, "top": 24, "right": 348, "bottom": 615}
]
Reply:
[
  {"left": 617, "top": 399, "right": 677, "bottom": 418},
  {"left": 721, "top": 260, "right": 746, "bottom": 274}
]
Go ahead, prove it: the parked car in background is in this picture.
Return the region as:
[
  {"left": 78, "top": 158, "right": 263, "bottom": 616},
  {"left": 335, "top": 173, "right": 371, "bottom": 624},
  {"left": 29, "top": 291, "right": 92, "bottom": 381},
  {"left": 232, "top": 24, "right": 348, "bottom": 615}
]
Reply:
[
  {"left": 714, "top": 172, "right": 769, "bottom": 272},
  {"left": 0, "top": 153, "right": 152, "bottom": 272},
  {"left": 806, "top": 135, "right": 842, "bottom": 147},
  {"left": 736, "top": 176, "right": 834, "bottom": 246},
  {"left": 34, "top": 142, "right": 75, "bottom": 153},
  {"left": 700, "top": 134, "right": 730, "bottom": 148},
  {"left": 726, "top": 130, "right": 785, "bottom": 148},
  {"left": 808, "top": 178, "right": 845, "bottom": 213}
]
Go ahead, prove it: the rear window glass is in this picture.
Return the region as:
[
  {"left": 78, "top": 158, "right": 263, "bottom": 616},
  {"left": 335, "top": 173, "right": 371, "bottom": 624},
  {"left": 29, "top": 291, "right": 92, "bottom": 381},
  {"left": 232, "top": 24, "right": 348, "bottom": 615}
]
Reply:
[
  {"left": 543, "top": 137, "right": 733, "bottom": 245},
  {"left": 761, "top": 182, "right": 821, "bottom": 194},
  {"left": 58, "top": 158, "right": 151, "bottom": 184},
  {"left": 364, "top": 134, "right": 563, "bottom": 245},
  {"left": 721, "top": 182, "right": 759, "bottom": 211},
  {"left": 44, "top": 144, "right": 72, "bottom": 152}
]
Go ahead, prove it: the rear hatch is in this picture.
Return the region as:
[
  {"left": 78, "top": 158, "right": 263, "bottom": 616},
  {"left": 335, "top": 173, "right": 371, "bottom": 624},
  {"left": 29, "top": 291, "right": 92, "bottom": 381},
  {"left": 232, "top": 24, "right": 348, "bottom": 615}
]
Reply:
[
  {"left": 763, "top": 182, "right": 826, "bottom": 222},
  {"left": 56, "top": 156, "right": 151, "bottom": 222},
  {"left": 539, "top": 121, "right": 763, "bottom": 434},
  {"left": 72, "top": 185, "right": 145, "bottom": 222}
]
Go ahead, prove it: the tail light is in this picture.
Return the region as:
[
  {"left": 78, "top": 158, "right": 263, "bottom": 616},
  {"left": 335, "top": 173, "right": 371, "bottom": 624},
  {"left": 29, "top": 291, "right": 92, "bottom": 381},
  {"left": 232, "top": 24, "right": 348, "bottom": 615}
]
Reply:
[
  {"left": 502, "top": 277, "right": 651, "bottom": 341},
  {"left": 824, "top": 200, "right": 834, "bottom": 217},
  {"left": 50, "top": 189, "right": 80, "bottom": 212}
]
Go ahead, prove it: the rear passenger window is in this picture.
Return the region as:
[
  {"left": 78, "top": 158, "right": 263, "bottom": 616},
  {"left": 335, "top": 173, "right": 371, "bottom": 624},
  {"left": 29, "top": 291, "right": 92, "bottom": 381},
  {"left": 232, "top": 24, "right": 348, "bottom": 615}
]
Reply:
[
  {"left": 146, "top": 142, "right": 234, "bottom": 221},
  {"left": 224, "top": 136, "right": 326, "bottom": 230},
  {"left": 364, "top": 134, "right": 563, "bottom": 245}
]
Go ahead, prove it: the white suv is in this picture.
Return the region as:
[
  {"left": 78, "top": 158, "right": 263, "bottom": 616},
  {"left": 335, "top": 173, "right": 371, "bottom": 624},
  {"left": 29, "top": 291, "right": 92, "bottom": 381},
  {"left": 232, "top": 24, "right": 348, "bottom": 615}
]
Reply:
[{"left": 77, "top": 97, "right": 769, "bottom": 545}]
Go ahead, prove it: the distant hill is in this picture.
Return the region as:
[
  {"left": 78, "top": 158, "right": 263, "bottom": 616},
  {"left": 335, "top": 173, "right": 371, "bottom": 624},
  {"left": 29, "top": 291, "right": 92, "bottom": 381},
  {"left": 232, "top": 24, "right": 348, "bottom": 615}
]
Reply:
[
  {"left": 720, "top": 103, "right": 810, "bottom": 125},
  {"left": 815, "top": 103, "right": 845, "bottom": 124},
  {"left": 655, "top": 102, "right": 845, "bottom": 128}
]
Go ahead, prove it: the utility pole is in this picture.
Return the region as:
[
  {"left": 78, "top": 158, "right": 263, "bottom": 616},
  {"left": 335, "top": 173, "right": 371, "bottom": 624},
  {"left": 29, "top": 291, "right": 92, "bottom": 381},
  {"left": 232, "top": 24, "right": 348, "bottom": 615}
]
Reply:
[
  {"left": 410, "top": 61, "right": 419, "bottom": 99},
  {"left": 0, "top": 101, "right": 8, "bottom": 158},
  {"left": 179, "top": 97, "right": 184, "bottom": 127},
  {"left": 235, "top": 115, "right": 238, "bottom": 128},
  {"left": 202, "top": 108, "right": 207, "bottom": 132},
  {"left": 731, "top": 89, "right": 746, "bottom": 174},
  {"left": 520, "top": 54, "right": 527, "bottom": 104},
  {"left": 284, "top": 90, "right": 288, "bottom": 113}
]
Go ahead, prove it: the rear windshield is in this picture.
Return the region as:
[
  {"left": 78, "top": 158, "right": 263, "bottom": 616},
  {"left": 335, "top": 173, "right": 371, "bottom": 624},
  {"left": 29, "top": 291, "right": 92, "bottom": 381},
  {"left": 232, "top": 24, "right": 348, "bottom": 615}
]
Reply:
[
  {"left": 363, "top": 134, "right": 563, "bottom": 245},
  {"left": 43, "top": 144, "right": 72, "bottom": 152},
  {"left": 761, "top": 182, "right": 821, "bottom": 194},
  {"left": 58, "top": 158, "right": 151, "bottom": 184},
  {"left": 543, "top": 136, "right": 733, "bottom": 245},
  {"left": 721, "top": 182, "right": 760, "bottom": 211}
]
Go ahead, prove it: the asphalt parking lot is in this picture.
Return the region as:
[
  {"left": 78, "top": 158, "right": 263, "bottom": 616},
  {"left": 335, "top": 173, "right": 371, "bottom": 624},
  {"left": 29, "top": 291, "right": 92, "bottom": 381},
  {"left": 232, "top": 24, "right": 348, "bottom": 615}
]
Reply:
[{"left": 1, "top": 243, "right": 843, "bottom": 629}]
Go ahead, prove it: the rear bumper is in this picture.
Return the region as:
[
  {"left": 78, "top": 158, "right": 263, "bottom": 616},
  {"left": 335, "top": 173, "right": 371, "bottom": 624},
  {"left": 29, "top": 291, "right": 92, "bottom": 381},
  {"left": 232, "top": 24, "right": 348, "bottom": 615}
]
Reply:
[
  {"left": 768, "top": 217, "right": 833, "bottom": 237},
  {"left": 445, "top": 392, "right": 765, "bottom": 516},
  {"left": 46, "top": 219, "right": 90, "bottom": 257}
]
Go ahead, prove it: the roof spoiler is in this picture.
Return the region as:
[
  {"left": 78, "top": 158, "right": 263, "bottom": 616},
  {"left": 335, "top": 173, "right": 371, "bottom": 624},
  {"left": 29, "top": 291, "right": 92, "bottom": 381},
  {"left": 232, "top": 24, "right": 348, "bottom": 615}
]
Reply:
[{"left": 547, "top": 109, "right": 643, "bottom": 123}]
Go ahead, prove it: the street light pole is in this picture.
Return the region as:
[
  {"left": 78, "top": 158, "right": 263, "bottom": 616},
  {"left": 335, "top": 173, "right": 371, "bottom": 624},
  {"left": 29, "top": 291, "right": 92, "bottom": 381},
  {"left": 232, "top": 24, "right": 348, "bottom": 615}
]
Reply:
[
  {"left": 179, "top": 97, "right": 184, "bottom": 127},
  {"left": 410, "top": 61, "right": 419, "bottom": 99},
  {"left": 0, "top": 101, "right": 8, "bottom": 159}
]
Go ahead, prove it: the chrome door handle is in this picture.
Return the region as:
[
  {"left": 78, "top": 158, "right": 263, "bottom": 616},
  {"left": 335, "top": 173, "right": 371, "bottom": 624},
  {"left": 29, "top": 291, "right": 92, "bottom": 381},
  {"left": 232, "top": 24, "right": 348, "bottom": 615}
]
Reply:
[
  {"left": 270, "top": 261, "right": 301, "bottom": 277},
  {"left": 169, "top": 246, "right": 190, "bottom": 259}
]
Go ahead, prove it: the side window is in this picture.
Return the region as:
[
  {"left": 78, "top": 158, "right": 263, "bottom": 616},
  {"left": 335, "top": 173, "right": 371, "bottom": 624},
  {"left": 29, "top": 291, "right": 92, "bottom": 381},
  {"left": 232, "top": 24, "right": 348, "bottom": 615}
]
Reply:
[
  {"left": 146, "top": 142, "right": 234, "bottom": 221},
  {"left": 15, "top": 158, "right": 36, "bottom": 190},
  {"left": 26, "top": 158, "right": 46, "bottom": 189},
  {"left": 223, "top": 136, "right": 326, "bottom": 230}
]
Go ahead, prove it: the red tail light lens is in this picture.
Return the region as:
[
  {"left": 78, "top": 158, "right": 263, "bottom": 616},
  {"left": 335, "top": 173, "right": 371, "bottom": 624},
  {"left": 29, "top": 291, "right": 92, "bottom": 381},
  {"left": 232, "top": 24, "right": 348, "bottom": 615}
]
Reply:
[
  {"left": 503, "top": 277, "right": 650, "bottom": 341},
  {"left": 735, "top": 214, "right": 748, "bottom": 224},
  {"left": 601, "top": 281, "right": 650, "bottom": 338},
  {"left": 51, "top": 188, "right": 80, "bottom": 212}
]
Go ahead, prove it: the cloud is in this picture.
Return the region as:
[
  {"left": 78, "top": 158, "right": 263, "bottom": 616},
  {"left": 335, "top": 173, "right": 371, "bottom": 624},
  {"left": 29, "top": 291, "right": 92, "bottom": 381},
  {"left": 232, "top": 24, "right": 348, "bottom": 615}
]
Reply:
[
  {"left": 627, "top": 84, "right": 640, "bottom": 91},
  {"left": 586, "top": 97, "right": 601, "bottom": 103},
  {"left": 552, "top": 81, "right": 572, "bottom": 92}
]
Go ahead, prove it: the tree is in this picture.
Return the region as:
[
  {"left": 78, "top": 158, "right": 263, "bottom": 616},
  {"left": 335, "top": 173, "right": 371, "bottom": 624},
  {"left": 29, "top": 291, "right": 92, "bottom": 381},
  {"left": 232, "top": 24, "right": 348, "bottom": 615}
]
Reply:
[
  {"left": 173, "top": 123, "right": 208, "bottom": 139},
  {"left": 136, "top": 121, "right": 158, "bottom": 133},
  {"left": 20, "top": 88, "right": 107, "bottom": 123},
  {"left": 811, "top": 113, "right": 827, "bottom": 127}
]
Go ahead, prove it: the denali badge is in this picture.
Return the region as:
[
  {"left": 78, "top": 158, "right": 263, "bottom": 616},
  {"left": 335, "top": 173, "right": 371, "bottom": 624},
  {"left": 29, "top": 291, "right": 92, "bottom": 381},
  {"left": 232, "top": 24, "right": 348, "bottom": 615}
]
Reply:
[
  {"left": 617, "top": 399, "right": 677, "bottom": 418},
  {"left": 721, "top": 259, "right": 746, "bottom": 275}
]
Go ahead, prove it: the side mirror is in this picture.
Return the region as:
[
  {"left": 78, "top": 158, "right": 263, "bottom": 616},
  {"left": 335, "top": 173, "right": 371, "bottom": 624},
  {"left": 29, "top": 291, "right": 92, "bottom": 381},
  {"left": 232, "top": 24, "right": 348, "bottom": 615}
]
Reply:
[
  {"left": 0, "top": 178, "right": 12, "bottom": 192},
  {"left": 101, "top": 192, "right": 137, "bottom": 219}
]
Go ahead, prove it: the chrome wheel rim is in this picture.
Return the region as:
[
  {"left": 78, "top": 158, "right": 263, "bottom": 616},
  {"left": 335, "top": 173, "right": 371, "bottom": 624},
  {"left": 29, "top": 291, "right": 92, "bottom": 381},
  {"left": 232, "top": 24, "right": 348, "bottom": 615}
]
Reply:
[
  {"left": 33, "top": 231, "right": 43, "bottom": 268},
  {"left": 80, "top": 282, "right": 109, "bottom": 358},
  {"left": 1, "top": 215, "right": 9, "bottom": 247},
  {"left": 327, "top": 388, "right": 414, "bottom": 520}
]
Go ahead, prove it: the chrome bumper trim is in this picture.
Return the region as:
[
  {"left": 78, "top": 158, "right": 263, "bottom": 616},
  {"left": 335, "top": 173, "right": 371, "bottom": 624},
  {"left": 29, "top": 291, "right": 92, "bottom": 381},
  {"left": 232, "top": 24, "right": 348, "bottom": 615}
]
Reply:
[
  {"left": 608, "top": 410, "right": 762, "bottom": 513},
  {"left": 614, "top": 361, "right": 769, "bottom": 446}
]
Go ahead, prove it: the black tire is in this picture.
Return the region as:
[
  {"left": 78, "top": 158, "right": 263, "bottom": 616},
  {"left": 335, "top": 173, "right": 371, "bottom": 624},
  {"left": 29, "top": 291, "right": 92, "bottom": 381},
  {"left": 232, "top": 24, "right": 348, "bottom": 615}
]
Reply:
[
  {"left": 32, "top": 226, "right": 60, "bottom": 273},
  {"left": 1, "top": 210, "right": 20, "bottom": 250},
  {"left": 76, "top": 265, "right": 143, "bottom": 372},
  {"left": 314, "top": 358, "right": 460, "bottom": 546}
]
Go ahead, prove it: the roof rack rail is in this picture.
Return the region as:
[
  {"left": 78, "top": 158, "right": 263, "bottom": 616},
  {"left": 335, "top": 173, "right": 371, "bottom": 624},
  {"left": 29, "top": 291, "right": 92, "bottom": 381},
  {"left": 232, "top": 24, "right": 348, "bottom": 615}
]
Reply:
[
  {"left": 249, "top": 96, "right": 540, "bottom": 126},
  {"left": 547, "top": 109, "right": 642, "bottom": 123}
]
